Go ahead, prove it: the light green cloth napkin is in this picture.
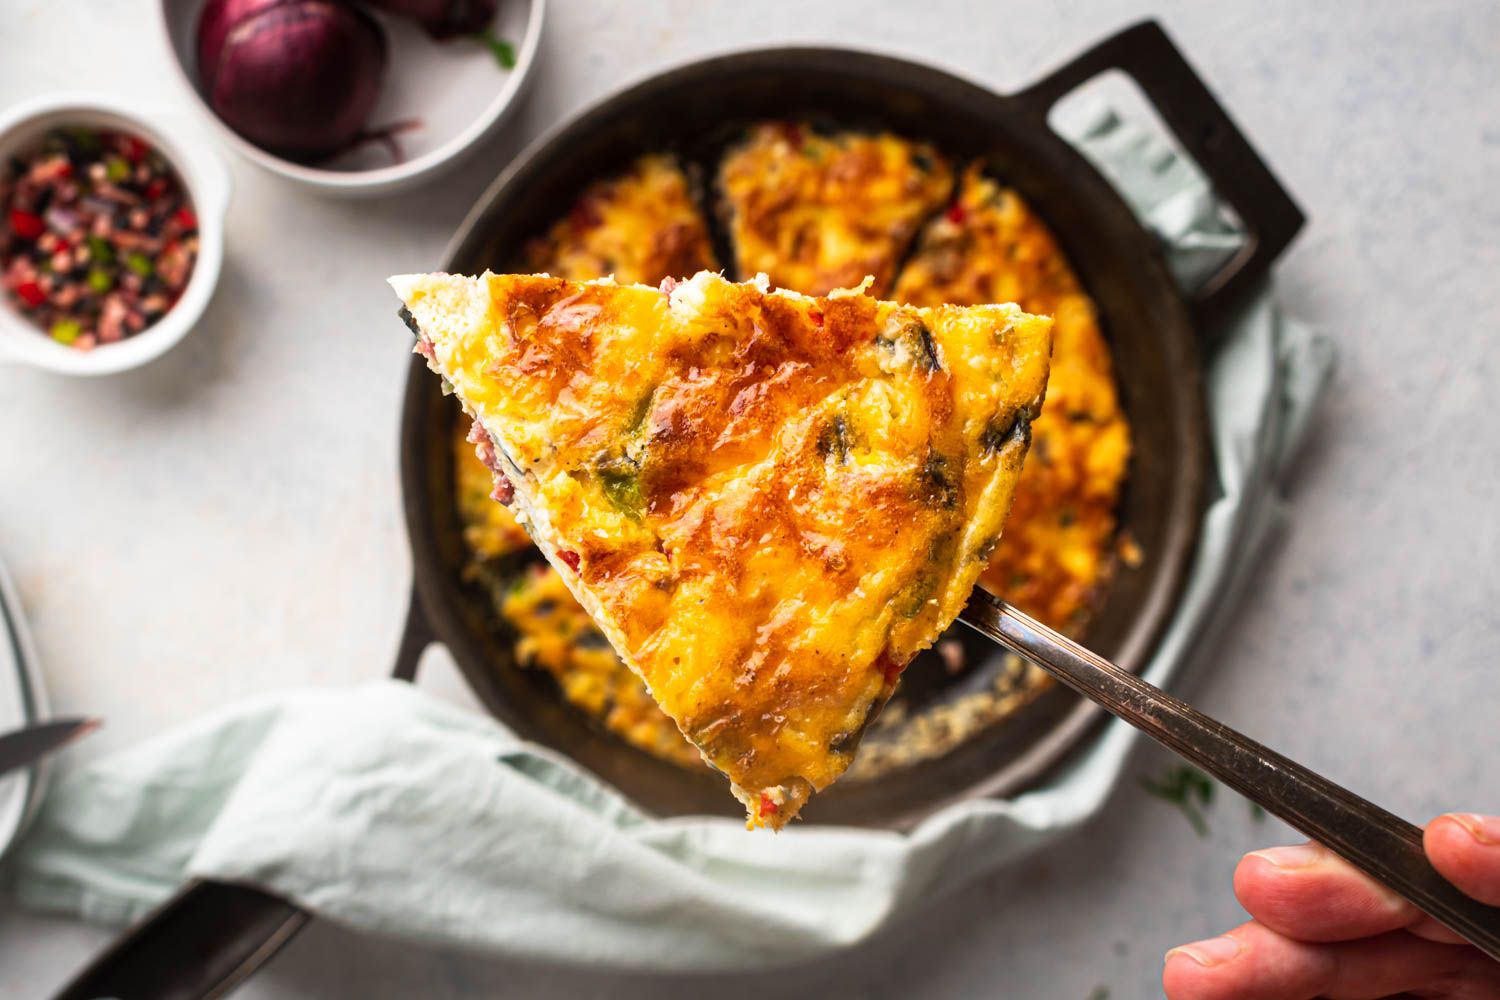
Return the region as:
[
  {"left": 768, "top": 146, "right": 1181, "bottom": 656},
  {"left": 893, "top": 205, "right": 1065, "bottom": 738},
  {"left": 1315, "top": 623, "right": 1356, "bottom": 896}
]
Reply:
[{"left": 7, "top": 105, "right": 1333, "bottom": 971}]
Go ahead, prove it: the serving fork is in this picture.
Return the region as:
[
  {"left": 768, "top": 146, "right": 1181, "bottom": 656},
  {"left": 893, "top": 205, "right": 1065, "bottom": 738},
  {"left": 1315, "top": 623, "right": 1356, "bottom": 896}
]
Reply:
[{"left": 960, "top": 589, "right": 1500, "bottom": 962}]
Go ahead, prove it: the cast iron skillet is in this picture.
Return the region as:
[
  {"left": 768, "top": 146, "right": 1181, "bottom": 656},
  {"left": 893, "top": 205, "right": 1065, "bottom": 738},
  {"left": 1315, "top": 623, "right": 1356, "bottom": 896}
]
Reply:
[
  {"left": 392, "top": 21, "right": 1300, "bottom": 826},
  {"left": 55, "top": 21, "right": 1302, "bottom": 999}
]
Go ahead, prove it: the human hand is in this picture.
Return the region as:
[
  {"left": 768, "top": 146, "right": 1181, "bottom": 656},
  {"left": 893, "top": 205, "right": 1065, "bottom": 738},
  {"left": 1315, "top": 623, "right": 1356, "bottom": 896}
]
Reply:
[{"left": 1163, "top": 814, "right": 1500, "bottom": 999}]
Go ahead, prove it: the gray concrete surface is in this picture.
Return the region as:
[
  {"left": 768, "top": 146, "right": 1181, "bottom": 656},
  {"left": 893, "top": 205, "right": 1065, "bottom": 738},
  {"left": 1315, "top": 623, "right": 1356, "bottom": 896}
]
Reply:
[{"left": 2, "top": 0, "right": 1497, "bottom": 996}]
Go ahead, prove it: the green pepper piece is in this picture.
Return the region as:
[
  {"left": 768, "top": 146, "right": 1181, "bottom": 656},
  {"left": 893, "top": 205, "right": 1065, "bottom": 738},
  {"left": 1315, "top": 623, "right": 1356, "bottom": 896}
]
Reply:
[
  {"left": 87, "top": 268, "right": 113, "bottom": 294},
  {"left": 49, "top": 319, "right": 81, "bottom": 345},
  {"left": 125, "top": 252, "right": 153, "bottom": 277},
  {"left": 62, "top": 127, "right": 100, "bottom": 153},
  {"left": 106, "top": 157, "right": 130, "bottom": 182},
  {"left": 597, "top": 460, "right": 645, "bottom": 520},
  {"left": 86, "top": 235, "right": 114, "bottom": 265}
]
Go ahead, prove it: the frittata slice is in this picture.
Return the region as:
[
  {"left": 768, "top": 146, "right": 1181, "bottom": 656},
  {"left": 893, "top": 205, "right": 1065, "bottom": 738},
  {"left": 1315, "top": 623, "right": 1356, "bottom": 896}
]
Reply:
[
  {"left": 392, "top": 270, "right": 1052, "bottom": 827},
  {"left": 525, "top": 153, "right": 718, "bottom": 285},
  {"left": 894, "top": 165, "right": 1131, "bottom": 631},
  {"left": 718, "top": 125, "right": 952, "bottom": 296}
]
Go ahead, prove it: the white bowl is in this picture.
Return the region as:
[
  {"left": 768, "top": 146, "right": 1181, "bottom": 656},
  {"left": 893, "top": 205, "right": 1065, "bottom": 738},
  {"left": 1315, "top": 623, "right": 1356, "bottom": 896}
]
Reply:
[
  {"left": 157, "top": 0, "right": 546, "bottom": 197},
  {"left": 0, "top": 93, "right": 230, "bottom": 377}
]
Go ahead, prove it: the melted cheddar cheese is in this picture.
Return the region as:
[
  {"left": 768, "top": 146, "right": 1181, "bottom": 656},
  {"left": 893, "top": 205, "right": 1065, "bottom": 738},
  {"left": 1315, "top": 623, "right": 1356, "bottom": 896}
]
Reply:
[
  {"left": 398, "top": 270, "right": 1051, "bottom": 827},
  {"left": 525, "top": 153, "right": 717, "bottom": 284},
  {"left": 719, "top": 125, "right": 952, "bottom": 296},
  {"left": 893, "top": 165, "right": 1131, "bottom": 631}
]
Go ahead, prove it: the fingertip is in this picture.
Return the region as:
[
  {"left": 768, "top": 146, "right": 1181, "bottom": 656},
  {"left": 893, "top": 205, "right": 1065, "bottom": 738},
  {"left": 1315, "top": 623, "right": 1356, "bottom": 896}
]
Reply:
[
  {"left": 1231, "top": 851, "right": 1273, "bottom": 913},
  {"left": 1425, "top": 814, "right": 1500, "bottom": 906},
  {"left": 1162, "top": 936, "right": 1243, "bottom": 1000},
  {"left": 1231, "top": 842, "right": 1415, "bottom": 942},
  {"left": 1161, "top": 951, "right": 1201, "bottom": 1000},
  {"left": 1427, "top": 813, "right": 1498, "bottom": 848},
  {"left": 1425, "top": 814, "right": 1472, "bottom": 856},
  {"left": 1232, "top": 846, "right": 1294, "bottom": 902}
]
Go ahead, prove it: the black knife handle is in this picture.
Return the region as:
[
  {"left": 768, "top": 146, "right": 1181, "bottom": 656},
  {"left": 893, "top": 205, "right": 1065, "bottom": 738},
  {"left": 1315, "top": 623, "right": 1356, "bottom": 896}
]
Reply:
[{"left": 51, "top": 880, "right": 309, "bottom": 1000}]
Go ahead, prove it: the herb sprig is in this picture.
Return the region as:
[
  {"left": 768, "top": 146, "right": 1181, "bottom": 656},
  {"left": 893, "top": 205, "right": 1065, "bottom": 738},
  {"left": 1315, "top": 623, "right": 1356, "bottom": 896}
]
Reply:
[
  {"left": 1141, "top": 764, "right": 1271, "bottom": 835},
  {"left": 1141, "top": 764, "right": 1215, "bottom": 836},
  {"left": 474, "top": 29, "right": 517, "bottom": 69}
]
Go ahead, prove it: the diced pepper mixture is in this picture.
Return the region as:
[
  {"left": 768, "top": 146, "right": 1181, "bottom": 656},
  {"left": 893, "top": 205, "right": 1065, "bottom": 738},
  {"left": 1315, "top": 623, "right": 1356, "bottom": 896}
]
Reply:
[{"left": 1, "top": 127, "right": 198, "bottom": 350}]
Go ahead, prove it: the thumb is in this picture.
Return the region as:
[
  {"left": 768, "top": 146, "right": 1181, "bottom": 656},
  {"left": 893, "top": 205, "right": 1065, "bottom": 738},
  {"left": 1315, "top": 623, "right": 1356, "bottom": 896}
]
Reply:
[{"left": 1425, "top": 814, "right": 1500, "bottom": 907}]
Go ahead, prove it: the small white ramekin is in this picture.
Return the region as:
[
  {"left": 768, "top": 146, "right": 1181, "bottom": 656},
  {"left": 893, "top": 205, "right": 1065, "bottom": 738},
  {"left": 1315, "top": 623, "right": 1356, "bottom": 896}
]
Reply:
[{"left": 0, "top": 93, "right": 230, "bottom": 377}]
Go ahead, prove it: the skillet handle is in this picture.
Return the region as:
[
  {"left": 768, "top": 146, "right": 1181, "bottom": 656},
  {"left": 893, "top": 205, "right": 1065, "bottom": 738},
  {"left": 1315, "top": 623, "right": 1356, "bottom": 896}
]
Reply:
[
  {"left": 1017, "top": 19, "right": 1305, "bottom": 322},
  {"left": 50, "top": 880, "right": 309, "bottom": 1000},
  {"left": 391, "top": 587, "right": 436, "bottom": 682},
  {"left": 53, "top": 597, "right": 435, "bottom": 1000}
]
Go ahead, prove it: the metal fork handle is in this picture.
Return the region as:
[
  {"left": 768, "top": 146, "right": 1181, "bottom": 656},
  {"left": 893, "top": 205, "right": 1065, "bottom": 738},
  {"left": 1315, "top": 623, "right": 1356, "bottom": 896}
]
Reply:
[{"left": 960, "top": 589, "right": 1500, "bottom": 962}]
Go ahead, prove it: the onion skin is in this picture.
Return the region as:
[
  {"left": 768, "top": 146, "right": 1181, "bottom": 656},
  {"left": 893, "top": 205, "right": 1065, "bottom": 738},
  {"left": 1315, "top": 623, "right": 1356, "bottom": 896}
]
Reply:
[
  {"left": 197, "top": 0, "right": 287, "bottom": 88},
  {"left": 196, "top": 0, "right": 388, "bottom": 164},
  {"left": 362, "top": 0, "right": 498, "bottom": 40}
]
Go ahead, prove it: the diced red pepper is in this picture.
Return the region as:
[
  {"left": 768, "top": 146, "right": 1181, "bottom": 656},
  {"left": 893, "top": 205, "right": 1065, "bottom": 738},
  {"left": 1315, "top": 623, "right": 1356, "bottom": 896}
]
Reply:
[
  {"left": 809, "top": 307, "right": 824, "bottom": 328},
  {"left": 559, "top": 549, "right": 582, "bottom": 573},
  {"left": 146, "top": 178, "right": 168, "bottom": 200},
  {"left": 944, "top": 202, "right": 967, "bottom": 225},
  {"left": 14, "top": 280, "right": 46, "bottom": 308},
  {"left": 876, "top": 650, "right": 910, "bottom": 686},
  {"left": 120, "top": 135, "right": 149, "bottom": 164},
  {"left": 758, "top": 793, "right": 779, "bottom": 817},
  {"left": 9, "top": 210, "right": 44, "bottom": 240},
  {"left": 173, "top": 207, "right": 197, "bottom": 230},
  {"left": 778, "top": 122, "right": 805, "bottom": 148}
]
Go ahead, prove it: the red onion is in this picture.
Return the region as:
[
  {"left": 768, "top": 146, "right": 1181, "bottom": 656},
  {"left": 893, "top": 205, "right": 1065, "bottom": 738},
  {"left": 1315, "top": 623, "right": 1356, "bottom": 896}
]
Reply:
[
  {"left": 196, "top": 0, "right": 391, "bottom": 164},
  {"left": 360, "top": 0, "right": 497, "bottom": 40}
]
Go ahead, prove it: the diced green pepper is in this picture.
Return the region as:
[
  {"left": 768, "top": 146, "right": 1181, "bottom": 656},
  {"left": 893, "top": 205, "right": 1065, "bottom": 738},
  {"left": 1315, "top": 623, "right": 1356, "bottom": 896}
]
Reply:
[
  {"left": 625, "top": 387, "right": 656, "bottom": 434},
  {"left": 86, "top": 235, "right": 114, "bottom": 265},
  {"left": 899, "top": 575, "right": 937, "bottom": 618},
  {"left": 597, "top": 460, "right": 645, "bottom": 520},
  {"left": 87, "top": 268, "right": 113, "bottom": 293},
  {"left": 106, "top": 157, "right": 130, "bottom": 182},
  {"left": 49, "top": 319, "right": 81, "bottom": 345},
  {"left": 125, "top": 251, "right": 153, "bottom": 277},
  {"left": 62, "top": 127, "right": 100, "bottom": 153}
]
